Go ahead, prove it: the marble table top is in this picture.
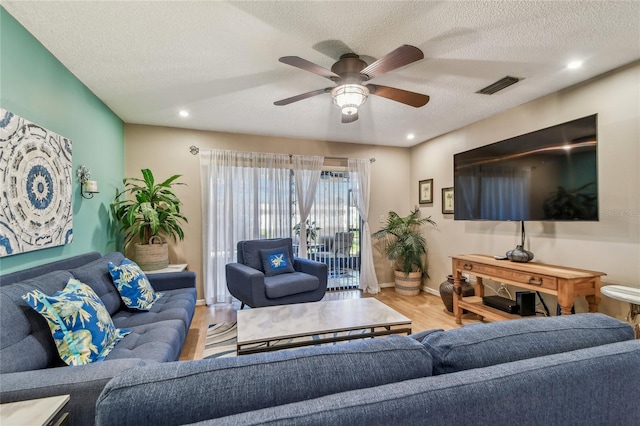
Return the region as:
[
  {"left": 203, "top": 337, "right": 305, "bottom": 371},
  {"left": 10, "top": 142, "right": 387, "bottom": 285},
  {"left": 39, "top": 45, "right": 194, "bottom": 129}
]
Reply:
[
  {"left": 237, "top": 298, "right": 411, "bottom": 345},
  {"left": 601, "top": 285, "right": 640, "bottom": 305}
]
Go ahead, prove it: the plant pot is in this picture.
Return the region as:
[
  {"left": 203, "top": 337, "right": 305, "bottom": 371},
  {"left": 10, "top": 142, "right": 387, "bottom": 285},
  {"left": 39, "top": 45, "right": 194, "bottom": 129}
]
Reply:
[
  {"left": 134, "top": 236, "right": 169, "bottom": 271},
  {"left": 394, "top": 270, "right": 422, "bottom": 296},
  {"left": 439, "top": 275, "right": 475, "bottom": 313}
]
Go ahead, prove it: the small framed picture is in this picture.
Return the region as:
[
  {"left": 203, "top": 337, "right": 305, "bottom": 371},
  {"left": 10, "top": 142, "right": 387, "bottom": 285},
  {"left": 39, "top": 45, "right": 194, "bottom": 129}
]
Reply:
[
  {"left": 442, "top": 187, "right": 454, "bottom": 214},
  {"left": 419, "top": 179, "right": 433, "bottom": 204}
]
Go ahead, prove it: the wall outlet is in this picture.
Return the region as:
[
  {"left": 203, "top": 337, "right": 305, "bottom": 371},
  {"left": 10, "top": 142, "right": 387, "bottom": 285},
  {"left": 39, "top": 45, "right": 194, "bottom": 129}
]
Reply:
[{"left": 379, "top": 214, "right": 385, "bottom": 224}]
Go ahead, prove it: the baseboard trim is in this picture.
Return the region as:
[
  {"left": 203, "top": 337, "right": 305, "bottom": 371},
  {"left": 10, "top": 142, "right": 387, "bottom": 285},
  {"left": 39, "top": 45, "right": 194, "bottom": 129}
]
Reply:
[
  {"left": 380, "top": 282, "right": 439, "bottom": 296},
  {"left": 422, "top": 286, "right": 439, "bottom": 296},
  {"left": 196, "top": 299, "right": 206, "bottom": 306}
]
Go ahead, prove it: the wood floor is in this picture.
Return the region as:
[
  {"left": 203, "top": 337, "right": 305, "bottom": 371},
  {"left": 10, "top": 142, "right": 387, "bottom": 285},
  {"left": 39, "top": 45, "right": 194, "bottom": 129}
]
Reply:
[{"left": 179, "top": 287, "right": 482, "bottom": 360}]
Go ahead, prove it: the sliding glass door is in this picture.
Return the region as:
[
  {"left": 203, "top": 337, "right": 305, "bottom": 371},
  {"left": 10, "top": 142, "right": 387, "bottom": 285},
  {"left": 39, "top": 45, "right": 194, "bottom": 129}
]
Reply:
[{"left": 292, "top": 171, "right": 361, "bottom": 290}]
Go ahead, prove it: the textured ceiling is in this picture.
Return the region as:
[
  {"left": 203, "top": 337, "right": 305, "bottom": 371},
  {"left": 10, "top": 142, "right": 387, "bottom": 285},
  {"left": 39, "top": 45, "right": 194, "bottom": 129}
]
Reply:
[{"left": 3, "top": 1, "right": 640, "bottom": 147}]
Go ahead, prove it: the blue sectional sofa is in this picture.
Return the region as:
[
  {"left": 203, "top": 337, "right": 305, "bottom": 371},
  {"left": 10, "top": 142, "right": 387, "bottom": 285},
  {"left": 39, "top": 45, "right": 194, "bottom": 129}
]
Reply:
[
  {"left": 0, "top": 252, "right": 196, "bottom": 426},
  {"left": 95, "top": 313, "right": 640, "bottom": 426}
]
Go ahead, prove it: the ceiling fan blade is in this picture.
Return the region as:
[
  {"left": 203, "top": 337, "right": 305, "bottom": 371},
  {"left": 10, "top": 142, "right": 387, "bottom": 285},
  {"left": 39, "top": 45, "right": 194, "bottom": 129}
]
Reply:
[
  {"left": 279, "top": 56, "right": 340, "bottom": 80},
  {"left": 360, "top": 45, "right": 424, "bottom": 80},
  {"left": 274, "top": 88, "right": 331, "bottom": 106},
  {"left": 341, "top": 111, "right": 358, "bottom": 124},
  {"left": 368, "top": 84, "right": 430, "bottom": 108}
]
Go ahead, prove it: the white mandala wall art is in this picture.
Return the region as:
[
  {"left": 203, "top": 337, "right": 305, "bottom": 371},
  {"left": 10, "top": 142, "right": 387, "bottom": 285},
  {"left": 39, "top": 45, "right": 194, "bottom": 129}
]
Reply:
[{"left": 0, "top": 108, "right": 73, "bottom": 257}]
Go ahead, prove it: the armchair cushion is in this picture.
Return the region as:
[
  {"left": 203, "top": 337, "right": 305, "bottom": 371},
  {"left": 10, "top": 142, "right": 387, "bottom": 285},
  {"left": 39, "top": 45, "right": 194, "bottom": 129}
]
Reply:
[
  {"left": 260, "top": 246, "right": 295, "bottom": 277},
  {"left": 264, "top": 272, "right": 319, "bottom": 299},
  {"left": 238, "top": 238, "right": 294, "bottom": 272}
]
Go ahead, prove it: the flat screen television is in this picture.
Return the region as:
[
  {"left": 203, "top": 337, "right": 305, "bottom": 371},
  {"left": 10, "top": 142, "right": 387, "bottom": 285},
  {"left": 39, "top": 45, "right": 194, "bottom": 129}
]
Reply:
[{"left": 454, "top": 114, "right": 598, "bottom": 221}]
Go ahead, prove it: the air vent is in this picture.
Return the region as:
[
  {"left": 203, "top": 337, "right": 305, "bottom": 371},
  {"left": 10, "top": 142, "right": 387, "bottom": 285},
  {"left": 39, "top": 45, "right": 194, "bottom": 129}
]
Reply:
[{"left": 476, "top": 76, "right": 521, "bottom": 95}]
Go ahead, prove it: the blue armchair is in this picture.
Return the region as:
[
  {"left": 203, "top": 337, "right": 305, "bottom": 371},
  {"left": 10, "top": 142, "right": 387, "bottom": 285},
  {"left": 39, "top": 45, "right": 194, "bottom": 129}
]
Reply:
[{"left": 225, "top": 238, "right": 328, "bottom": 308}]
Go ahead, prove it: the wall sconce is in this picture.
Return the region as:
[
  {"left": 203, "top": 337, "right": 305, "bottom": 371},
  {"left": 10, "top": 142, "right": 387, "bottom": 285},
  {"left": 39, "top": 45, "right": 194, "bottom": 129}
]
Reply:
[{"left": 76, "top": 165, "right": 99, "bottom": 199}]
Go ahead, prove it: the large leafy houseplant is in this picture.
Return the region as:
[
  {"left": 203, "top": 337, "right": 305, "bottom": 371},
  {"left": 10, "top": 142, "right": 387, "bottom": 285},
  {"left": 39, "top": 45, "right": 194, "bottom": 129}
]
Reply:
[
  {"left": 373, "top": 208, "right": 436, "bottom": 295},
  {"left": 110, "top": 169, "right": 187, "bottom": 250}
]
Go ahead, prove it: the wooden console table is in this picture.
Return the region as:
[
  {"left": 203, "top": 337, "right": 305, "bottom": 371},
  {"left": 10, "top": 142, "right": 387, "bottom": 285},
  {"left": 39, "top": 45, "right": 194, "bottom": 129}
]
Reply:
[{"left": 451, "top": 254, "right": 606, "bottom": 325}]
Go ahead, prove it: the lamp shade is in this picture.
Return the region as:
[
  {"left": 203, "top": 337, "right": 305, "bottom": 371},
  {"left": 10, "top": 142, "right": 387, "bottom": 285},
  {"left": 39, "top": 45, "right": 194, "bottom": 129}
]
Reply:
[{"left": 331, "top": 84, "right": 369, "bottom": 115}]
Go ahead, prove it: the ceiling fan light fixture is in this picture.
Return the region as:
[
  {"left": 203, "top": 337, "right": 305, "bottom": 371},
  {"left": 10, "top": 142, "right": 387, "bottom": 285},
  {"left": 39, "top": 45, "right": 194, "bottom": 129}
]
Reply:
[{"left": 331, "top": 84, "right": 369, "bottom": 114}]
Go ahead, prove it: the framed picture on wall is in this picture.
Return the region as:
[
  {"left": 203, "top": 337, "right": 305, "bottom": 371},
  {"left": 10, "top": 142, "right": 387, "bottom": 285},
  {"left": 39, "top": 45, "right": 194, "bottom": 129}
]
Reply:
[
  {"left": 442, "top": 187, "right": 454, "bottom": 214},
  {"left": 419, "top": 179, "right": 433, "bottom": 204}
]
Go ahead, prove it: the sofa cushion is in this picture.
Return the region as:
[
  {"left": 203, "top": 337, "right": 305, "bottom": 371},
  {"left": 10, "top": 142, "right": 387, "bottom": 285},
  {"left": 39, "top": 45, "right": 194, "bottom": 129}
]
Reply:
[
  {"left": 104, "top": 320, "right": 186, "bottom": 363},
  {"left": 264, "top": 272, "right": 319, "bottom": 299},
  {"left": 96, "top": 336, "right": 433, "bottom": 426},
  {"left": 21, "top": 279, "right": 130, "bottom": 366},
  {"left": 108, "top": 259, "right": 163, "bottom": 310},
  {"left": 111, "top": 288, "right": 196, "bottom": 333},
  {"left": 260, "top": 246, "right": 295, "bottom": 277},
  {"left": 420, "top": 313, "right": 635, "bottom": 374},
  {"left": 70, "top": 252, "right": 125, "bottom": 315},
  {"left": 1, "top": 271, "right": 75, "bottom": 373}
]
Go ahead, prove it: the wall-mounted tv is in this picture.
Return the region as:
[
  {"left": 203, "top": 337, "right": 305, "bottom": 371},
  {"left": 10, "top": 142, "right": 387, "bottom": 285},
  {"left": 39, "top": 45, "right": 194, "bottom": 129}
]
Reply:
[{"left": 454, "top": 114, "right": 598, "bottom": 221}]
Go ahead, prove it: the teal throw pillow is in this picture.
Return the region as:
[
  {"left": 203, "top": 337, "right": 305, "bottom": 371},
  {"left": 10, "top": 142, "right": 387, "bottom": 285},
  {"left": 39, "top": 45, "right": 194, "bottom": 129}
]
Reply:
[
  {"left": 259, "top": 246, "right": 296, "bottom": 277},
  {"left": 22, "top": 279, "right": 130, "bottom": 366},
  {"left": 108, "top": 258, "right": 163, "bottom": 310}
]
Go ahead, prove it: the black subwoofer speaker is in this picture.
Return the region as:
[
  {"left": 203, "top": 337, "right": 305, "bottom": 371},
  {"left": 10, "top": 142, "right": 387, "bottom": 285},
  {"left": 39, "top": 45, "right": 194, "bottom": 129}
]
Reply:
[{"left": 516, "top": 291, "right": 536, "bottom": 316}]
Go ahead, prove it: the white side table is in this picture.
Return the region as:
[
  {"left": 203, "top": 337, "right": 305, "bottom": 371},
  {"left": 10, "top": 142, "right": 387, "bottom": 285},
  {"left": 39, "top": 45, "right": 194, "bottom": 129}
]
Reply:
[
  {"left": 144, "top": 264, "right": 188, "bottom": 274},
  {"left": 601, "top": 285, "right": 640, "bottom": 339},
  {"left": 0, "top": 394, "right": 70, "bottom": 426}
]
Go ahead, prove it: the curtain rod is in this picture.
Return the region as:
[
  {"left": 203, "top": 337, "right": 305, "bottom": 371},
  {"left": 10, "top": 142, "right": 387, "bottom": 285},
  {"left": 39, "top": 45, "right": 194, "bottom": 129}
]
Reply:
[{"left": 189, "top": 146, "right": 375, "bottom": 162}]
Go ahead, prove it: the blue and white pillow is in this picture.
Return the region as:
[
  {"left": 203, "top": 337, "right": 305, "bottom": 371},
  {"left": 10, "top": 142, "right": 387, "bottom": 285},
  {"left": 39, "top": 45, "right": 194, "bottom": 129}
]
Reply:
[
  {"left": 22, "top": 279, "right": 130, "bottom": 366},
  {"left": 108, "top": 258, "right": 163, "bottom": 310},
  {"left": 259, "top": 246, "right": 296, "bottom": 277}
]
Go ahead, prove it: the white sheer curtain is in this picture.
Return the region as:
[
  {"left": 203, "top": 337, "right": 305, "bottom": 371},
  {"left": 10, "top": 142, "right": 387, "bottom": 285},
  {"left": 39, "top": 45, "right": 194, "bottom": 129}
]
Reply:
[
  {"left": 199, "top": 149, "right": 291, "bottom": 305},
  {"left": 348, "top": 158, "right": 379, "bottom": 294},
  {"left": 292, "top": 155, "right": 324, "bottom": 258}
]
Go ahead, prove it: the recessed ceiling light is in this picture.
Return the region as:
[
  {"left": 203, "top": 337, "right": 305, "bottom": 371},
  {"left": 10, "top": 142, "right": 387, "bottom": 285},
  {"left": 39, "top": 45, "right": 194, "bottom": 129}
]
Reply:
[
  {"left": 407, "top": 133, "right": 415, "bottom": 140},
  {"left": 567, "top": 60, "right": 583, "bottom": 70},
  {"left": 179, "top": 110, "right": 189, "bottom": 117}
]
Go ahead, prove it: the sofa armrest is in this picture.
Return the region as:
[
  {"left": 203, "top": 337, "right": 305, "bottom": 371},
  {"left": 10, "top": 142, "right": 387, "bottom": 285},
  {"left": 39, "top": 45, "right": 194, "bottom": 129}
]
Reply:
[
  {"left": 1, "top": 359, "right": 149, "bottom": 426},
  {"left": 225, "top": 263, "right": 265, "bottom": 307},
  {"left": 146, "top": 271, "right": 196, "bottom": 291}
]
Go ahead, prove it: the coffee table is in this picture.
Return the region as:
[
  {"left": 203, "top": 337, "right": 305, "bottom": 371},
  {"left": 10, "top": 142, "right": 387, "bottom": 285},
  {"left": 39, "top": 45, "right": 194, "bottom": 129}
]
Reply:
[{"left": 236, "top": 298, "right": 412, "bottom": 355}]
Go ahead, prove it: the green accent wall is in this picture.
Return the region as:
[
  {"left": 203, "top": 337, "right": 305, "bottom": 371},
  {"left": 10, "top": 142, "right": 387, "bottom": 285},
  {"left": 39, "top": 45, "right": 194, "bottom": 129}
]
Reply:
[{"left": 0, "top": 8, "right": 125, "bottom": 274}]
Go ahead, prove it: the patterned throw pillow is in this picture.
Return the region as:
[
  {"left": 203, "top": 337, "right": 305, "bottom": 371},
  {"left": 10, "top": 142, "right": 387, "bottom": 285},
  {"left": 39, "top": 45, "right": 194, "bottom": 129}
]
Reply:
[
  {"left": 108, "top": 258, "right": 163, "bottom": 310},
  {"left": 22, "top": 279, "right": 130, "bottom": 366},
  {"left": 259, "top": 246, "right": 296, "bottom": 277}
]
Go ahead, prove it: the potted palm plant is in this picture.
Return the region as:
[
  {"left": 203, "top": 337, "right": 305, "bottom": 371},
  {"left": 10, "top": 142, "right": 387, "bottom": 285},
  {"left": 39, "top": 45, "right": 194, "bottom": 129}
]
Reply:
[
  {"left": 110, "top": 169, "right": 187, "bottom": 271},
  {"left": 373, "top": 208, "right": 436, "bottom": 296}
]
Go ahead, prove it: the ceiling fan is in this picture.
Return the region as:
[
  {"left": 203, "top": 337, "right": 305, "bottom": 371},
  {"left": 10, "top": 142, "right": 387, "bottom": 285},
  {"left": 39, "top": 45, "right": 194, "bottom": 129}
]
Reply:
[{"left": 274, "top": 45, "right": 430, "bottom": 123}]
